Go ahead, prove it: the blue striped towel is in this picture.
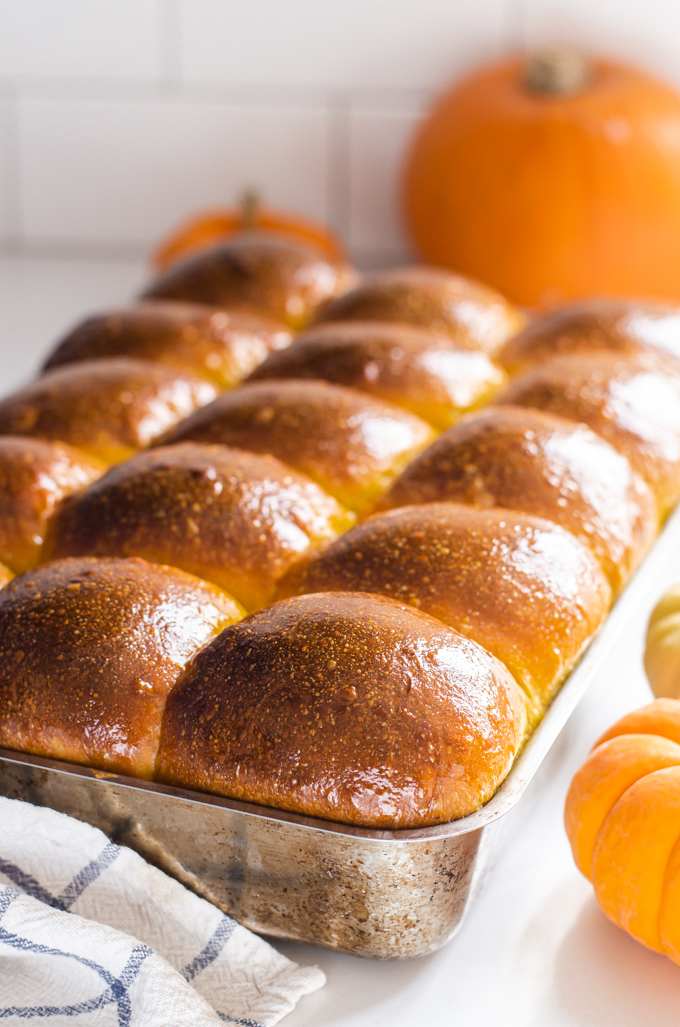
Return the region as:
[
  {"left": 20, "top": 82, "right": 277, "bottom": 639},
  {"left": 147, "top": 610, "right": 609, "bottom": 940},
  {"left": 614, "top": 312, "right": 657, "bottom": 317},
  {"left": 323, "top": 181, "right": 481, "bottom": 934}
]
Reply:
[{"left": 0, "top": 797, "right": 325, "bottom": 1026}]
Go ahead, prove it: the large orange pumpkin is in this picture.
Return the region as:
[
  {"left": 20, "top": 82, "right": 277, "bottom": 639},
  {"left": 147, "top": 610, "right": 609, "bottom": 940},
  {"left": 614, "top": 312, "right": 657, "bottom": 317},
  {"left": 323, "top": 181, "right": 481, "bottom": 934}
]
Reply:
[{"left": 404, "top": 51, "right": 680, "bottom": 309}]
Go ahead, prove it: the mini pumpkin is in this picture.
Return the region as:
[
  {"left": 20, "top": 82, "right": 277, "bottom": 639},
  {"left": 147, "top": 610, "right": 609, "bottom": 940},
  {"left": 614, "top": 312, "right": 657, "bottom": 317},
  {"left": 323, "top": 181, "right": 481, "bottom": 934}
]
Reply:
[
  {"left": 565, "top": 698, "right": 680, "bottom": 962},
  {"left": 645, "top": 584, "right": 680, "bottom": 699},
  {"left": 152, "top": 191, "right": 345, "bottom": 272}
]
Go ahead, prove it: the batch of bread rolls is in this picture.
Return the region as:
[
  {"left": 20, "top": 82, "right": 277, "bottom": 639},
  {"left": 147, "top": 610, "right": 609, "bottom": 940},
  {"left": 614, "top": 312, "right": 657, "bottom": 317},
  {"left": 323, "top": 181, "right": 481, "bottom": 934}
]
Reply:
[{"left": 1, "top": 229, "right": 680, "bottom": 830}]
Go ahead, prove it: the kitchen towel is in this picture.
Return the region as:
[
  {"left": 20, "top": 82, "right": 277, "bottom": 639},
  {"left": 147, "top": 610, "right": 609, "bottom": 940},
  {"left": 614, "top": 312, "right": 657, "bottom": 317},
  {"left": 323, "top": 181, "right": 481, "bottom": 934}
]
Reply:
[{"left": 0, "top": 796, "right": 325, "bottom": 1026}]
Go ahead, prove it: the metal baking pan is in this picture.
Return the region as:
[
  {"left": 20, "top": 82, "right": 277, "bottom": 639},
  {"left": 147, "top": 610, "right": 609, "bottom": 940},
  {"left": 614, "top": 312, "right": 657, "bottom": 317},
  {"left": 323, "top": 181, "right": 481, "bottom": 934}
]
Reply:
[{"left": 1, "top": 502, "right": 679, "bottom": 960}]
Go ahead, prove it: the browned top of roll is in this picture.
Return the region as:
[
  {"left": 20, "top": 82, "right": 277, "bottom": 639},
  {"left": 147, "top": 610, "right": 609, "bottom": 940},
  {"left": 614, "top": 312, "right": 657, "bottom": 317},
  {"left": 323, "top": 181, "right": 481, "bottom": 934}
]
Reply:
[
  {"left": 156, "top": 591, "right": 527, "bottom": 828},
  {"left": 278, "top": 503, "right": 611, "bottom": 722},
  {"left": 44, "top": 443, "right": 355, "bottom": 611},
  {"left": 0, "top": 436, "right": 103, "bottom": 574},
  {"left": 313, "top": 266, "right": 525, "bottom": 355},
  {"left": 0, "top": 562, "right": 13, "bottom": 588},
  {"left": 378, "top": 405, "right": 658, "bottom": 594},
  {"left": 495, "top": 352, "right": 680, "bottom": 516},
  {"left": 0, "top": 358, "right": 217, "bottom": 465},
  {"left": 247, "top": 320, "right": 505, "bottom": 429},
  {"left": 157, "top": 379, "right": 435, "bottom": 515},
  {"left": 143, "top": 234, "right": 358, "bottom": 331},
  {"left": 500, "top": 298, "right": 680, "bottom": 375},
  {"left": 0, "top": 556, "right": 242, "bottom": 778},
  {"left": 43, "top": 301, "right": 293, "bottom": 390}
]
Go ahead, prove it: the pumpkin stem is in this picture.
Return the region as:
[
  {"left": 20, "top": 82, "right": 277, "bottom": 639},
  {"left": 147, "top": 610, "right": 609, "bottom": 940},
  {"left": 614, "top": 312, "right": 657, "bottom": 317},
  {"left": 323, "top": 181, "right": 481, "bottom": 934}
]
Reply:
[
  {"left": 239, "top": 189, "right": 260, "bottom": 230},
  {"left": 525, "top": 46, "right": 593, "bottom": 96}
]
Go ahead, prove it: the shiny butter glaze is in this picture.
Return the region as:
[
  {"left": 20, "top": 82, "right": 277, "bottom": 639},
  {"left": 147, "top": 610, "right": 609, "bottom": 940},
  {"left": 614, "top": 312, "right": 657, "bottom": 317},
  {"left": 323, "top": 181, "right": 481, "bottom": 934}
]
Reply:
[
  {"left": 500, "top": 298, "right": 680, "bottom": 375},
  {"left": 378, "top": 405, "right": 658, "bottom": 595},
  {"left": 157, "top": 379, "right": 435, "bottom": 515},
  {"left": 0, "top": 436, "right": 104, "bottom": 574},
  {"left": 278, "top": 504, "right": 611, "bottom": 723},
  {"left": 43, "top": 301, "right": 293, "bottom": 390},
  {"left": 0, "top": 556, "right": 242, "bottom": 778},
  {"left": 44, "top": 443, "right": 355, "bottom": 611},
  {"left": 496, "top": 352, "right": 680, "bottom": 517},
  {"left": 248, "top": 320, "right": 506, "bottom": 429},
  {"left": 313, "top": 266, "right": 525, "bottom": 356},
  {"left": 143, "top": 234, "right": 358, "bottom": 331},
  {"left": 0, "top": 358, "right": 217, "bottom": 465},
  {"left": 156, "top": 591, "right": 527, "bottom": 828}
]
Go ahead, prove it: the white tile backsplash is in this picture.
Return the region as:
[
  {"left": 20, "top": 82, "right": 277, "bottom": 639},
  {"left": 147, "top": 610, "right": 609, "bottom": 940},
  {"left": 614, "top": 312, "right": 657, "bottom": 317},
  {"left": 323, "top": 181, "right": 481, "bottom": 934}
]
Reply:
[
  {"left": 178, "top": 0, "right": 507, "bottom": 91},
  {"left": 18, "top": 99, "right": 330, "bottom": 248},
  {"left": 0, "top": 0, "right": 162, "bottom": 81},
  {"left": 348, "top": 106, "right": 427, "bottom": 264},
  {"left": 1, "top": 0, "right": 680, "bottom": 265}
]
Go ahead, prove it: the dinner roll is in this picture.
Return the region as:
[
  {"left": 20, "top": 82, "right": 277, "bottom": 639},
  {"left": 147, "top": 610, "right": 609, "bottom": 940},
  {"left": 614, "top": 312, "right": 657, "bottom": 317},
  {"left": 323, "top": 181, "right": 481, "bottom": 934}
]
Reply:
[
  {"left": 313, "top": 266, "right": 524, "bottom": 355},
  {"left": 156, "top": 591, "right": 527, "bottom": 828},
  {"left": 143, "top": 234, "right": 358, "bottom": 330},
  {"left": 44, "top": 443, "right": 355, "bottom": 611},
  {"left": 378, "top": 405, "right": 658, "bottom": 594},
  {"left": 278, "top": 504, "right": 611, "bottom": 722},
  {"left": 248, "top": 320, "right": 505, "bottom": 429},
  {"left": 43, "top": 301, "right": 292, "bottom": 390},
  {"left": 495, "top": 352, "right": 680, "bottom": 517},
  {"left": 0, "top": 437, "right": 103, "bottom": 574},
  {"left": 0, "top": 557, "right": 242, "bottom": 778},
  {"left": 158, "top": 379, "right": 435, "bottom": 515},
  {"left": 0, "top": 562, "right": 12, "bottom": 588},
  {"left": 500, "top": 298, "right": 680, "bottom": 375},
  {"left": 0, "top": 358, "right": 217, "bottom": 465}
]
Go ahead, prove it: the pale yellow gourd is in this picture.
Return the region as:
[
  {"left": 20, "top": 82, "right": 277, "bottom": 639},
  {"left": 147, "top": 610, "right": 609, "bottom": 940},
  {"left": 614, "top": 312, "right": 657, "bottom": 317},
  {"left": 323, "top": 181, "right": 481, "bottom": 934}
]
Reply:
[{"left": 645, "top": 584, "right": 680, "bottom": 699}]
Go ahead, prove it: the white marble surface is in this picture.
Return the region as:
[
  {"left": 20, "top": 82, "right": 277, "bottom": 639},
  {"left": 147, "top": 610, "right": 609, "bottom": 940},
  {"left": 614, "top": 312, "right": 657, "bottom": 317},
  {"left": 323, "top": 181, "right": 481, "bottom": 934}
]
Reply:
[{"left": 2, "top": 255, "right": 680, "bottom": 1025}]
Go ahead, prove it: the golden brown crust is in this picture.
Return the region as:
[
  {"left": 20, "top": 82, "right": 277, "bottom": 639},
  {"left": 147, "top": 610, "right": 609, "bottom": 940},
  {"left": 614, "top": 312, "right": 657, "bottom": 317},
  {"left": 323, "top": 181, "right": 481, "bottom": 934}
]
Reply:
[
  {"left": 313, "top": 266, "right": 525, "bottom": 355},
  {"left": 157, "top": 379, "right": 435, "bottom": 515},
  {"left": 278, "top": 504, "right": 611, "bottom": 722},
  {"left": 0, "top": 556, "right": 242, "bottom": 778},
  {"left": 44, "top": 443, "right": 356, "bottom": 611},
  {"left": 500, "top": 299, "right": 680, "bottom": 375},
  {"left": 0, "top": 562, "right": 13, "bottom": 588},
  {"left": 0, "top": 358, "right": 217, "bottom": 465},
  {"left": 495, "top": 352, "right": 680, "bottom": 517},
  {"left": 0, "top": 437, "right": 104, "bottom": 574},
  {"left": 155, "top": 591, "right": 527, "bottom": 828},
  {"left": 247, "top": 320, "right": 506, "bottom": 429},
  {"left": 42, "top": 301, "right": 293, "bottom": 390},
  {"left": 378, "top": 405, "right": 658, "bottom": 594},
  {"left": 142, "top": 234, "right": 358, "bottom": 330}
]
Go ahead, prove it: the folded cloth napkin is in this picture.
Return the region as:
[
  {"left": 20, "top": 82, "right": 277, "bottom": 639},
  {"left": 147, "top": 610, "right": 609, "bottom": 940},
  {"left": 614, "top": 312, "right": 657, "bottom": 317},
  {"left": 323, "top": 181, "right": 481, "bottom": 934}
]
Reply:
[{"left": 0, "top": 797, "right": 325, "bottom": 1026}]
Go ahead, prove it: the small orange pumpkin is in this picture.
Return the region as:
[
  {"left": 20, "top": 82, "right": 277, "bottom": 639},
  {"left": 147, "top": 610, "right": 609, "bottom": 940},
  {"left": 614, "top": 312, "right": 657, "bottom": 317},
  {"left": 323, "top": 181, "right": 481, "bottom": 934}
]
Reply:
[
  {"left": 404, "top": 49, "right": 680, "bottom": 309},
  {"left": 152, "top": 191, "right": 346, "bottom": 272},
  {"left": 565, "top": 698, "right": 680, "bottom": 962}
]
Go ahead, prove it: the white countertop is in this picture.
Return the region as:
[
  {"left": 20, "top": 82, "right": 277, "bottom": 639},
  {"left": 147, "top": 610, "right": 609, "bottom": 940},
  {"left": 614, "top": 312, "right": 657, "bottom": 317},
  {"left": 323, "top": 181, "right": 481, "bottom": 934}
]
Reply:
[{"left": 3, "top": 255, "right": 680, "bottom": 1027}]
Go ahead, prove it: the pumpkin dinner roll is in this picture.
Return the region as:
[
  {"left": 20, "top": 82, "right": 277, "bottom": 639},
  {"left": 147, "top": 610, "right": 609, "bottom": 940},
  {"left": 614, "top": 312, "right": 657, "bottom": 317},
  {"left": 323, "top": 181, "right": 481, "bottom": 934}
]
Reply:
[
  {"left": 43, "top": 301, "right": 293, "bottom": 390},
  {"left": 156, "top": 592, "right": 528, "bottom": 828},
  {"left": 313, "top": 265, "right": 525, "bottom": 356},
  {"left": 0, "top": 358, "right": 217, "bottom": 466},
  {"left": 378, "top": 406, "right": 658, "bottom": 594},
  {"left": 158, "top": 379, "right": 435, "bottom": 515},
  {"left": 143, "top": 234, "right": 358, "bottom": 330},
  {"left": 495, "top": 351, "right": 680, "bottom": 516},
  {"left": 278, "top": 504, "right": 611, "bottom": 723},
  {"left": 0, "top": 436, "right": 103, "bottom": 574},
  {"left": 499, "top": 298, "right": 680, "bottom": 376},
  {"left": 247, "top": 320, "right": 506, "bottom": 429},
  {"left": 0, "top": 556, "right": 242, "bottom": 778},
  {"left": 44, "top": 443, "right": 355, "bottom": 611}
]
